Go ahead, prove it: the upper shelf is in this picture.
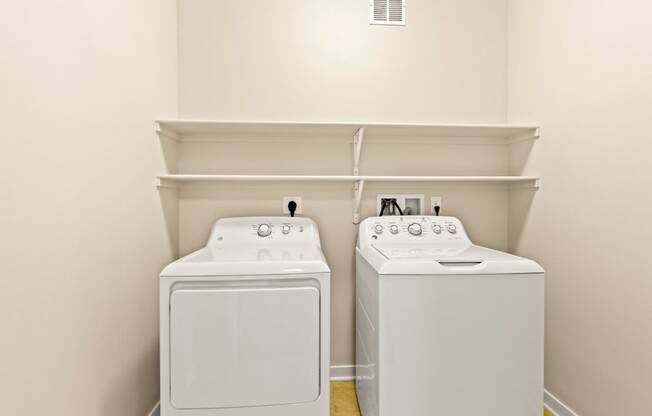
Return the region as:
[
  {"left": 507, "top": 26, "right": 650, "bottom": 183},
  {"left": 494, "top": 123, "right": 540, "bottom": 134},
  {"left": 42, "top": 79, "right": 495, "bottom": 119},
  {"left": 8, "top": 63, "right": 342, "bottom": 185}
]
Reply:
[
  {"left": 157, "top": 174, "right": 541, "bottom": 189},
  {"left": 156, "top": 119, "right": 540, "bottom": 144}
]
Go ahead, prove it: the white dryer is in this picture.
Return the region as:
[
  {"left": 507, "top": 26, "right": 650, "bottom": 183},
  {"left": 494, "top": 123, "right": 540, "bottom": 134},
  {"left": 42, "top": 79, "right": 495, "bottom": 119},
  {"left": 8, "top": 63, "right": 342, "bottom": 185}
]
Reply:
[
  {"left": 356, "top": 216, "right": 543, "bottom": 416},
  {"left": 160, "top": 217, "right": 330, "bottom": 416}
]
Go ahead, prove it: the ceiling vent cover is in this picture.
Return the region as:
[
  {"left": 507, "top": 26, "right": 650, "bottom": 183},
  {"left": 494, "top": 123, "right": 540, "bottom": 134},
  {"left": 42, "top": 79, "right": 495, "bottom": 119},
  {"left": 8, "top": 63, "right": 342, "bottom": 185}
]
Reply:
[{"left": 370, "top": 0, "right": 405, "bottom": 25}]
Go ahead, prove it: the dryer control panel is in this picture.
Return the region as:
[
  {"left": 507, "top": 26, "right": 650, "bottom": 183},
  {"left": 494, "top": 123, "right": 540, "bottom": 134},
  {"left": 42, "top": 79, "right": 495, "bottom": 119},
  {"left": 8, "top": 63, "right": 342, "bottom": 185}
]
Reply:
[
  {"left": 207, "top": 217, "right": 323, "bottom": 246},
  {"left": 358, "top": 216, "right": 472, "bottom": 247}
]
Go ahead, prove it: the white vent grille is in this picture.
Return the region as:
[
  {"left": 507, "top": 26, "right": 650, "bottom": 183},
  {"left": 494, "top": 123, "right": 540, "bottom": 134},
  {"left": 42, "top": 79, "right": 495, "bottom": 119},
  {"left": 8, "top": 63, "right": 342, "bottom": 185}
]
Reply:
[{"left": 370, "top": 0, "right": 405, "bottom": 25}]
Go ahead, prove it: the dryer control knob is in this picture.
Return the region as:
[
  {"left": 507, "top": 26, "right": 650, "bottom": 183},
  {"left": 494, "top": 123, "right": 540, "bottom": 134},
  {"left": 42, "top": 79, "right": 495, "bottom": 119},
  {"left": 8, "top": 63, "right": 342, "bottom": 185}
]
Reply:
[
  {"left": 447, "top": 224, "right": 457, "bottom": 234},
  {"left": 281, "top": 225, "right": 291, "bottom": 234},
  {"left": 408, "top": 223, "right": 422, "bottom": 236},
  {"left": 374, "top": 225, "right": 384, "bottom": 234},
  {"left": 389, "top": 224, "right": 399, "bottom": 234},
  {"left": 433, "top": 225, "right": 442, "bottom": 234},
  {"left": 257, "top": 224, "right": 272, "bottom": 237}
]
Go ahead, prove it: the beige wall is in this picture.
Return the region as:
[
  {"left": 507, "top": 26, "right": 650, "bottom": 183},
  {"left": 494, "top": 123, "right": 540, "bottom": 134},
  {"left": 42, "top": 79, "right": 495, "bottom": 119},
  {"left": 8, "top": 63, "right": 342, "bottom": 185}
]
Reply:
[
  {"left": 177, "top": 0, "right": 511, "bottom": 366},
  {"left": 507, "top": 1, "right": 652, "bottom": 415},
  {"left": 0, "top": 1, "right": 178, "bottom": 415},
  {"left": 178, "top": 0, "right": 508, "bottom": 123}
]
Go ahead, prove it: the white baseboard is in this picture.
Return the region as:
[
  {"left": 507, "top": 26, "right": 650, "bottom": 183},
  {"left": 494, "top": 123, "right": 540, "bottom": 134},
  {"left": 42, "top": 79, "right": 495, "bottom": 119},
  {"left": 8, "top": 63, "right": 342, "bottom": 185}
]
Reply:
[
  {"left": 147, "top": 401, "right": 160, "bottom": 416},
  {"left": 330, "top": 365, "right": 356, "bottom": 381},
  {"left": 544, "top": 390, "right": 579, "bottom": 416}
]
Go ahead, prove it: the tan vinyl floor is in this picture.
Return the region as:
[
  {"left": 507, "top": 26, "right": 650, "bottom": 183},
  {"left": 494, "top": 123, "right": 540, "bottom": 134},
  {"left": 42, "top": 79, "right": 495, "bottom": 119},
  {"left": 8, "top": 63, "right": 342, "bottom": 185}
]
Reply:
[
  {"left": 330, "top": 381, "right": 553, "bottom": 416},
  {"left": 331, "top": 381, "right": 361, "bottom": 416}
]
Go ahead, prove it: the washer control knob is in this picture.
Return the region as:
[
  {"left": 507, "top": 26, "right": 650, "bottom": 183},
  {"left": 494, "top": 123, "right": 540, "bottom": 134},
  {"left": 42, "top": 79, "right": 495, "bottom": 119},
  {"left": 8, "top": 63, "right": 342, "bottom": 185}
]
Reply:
[
  {"left": 374, "top": 225, "right": 384, "bottom": 234},
  {"left": 389, "top": 224, "right": 399, "bottom": 234},
  {"left": 447, "top": 224, "right": 457, "bottom": 234},
  {"left": 433, "top": 225, "right": 442, "bottom": 234},
  {"left": 281, "top": 225, "right": 291, "bottom": 235},
  {"left": 257, "top": 224, "right": 272, "bottom": 237},
  {"left": 408, "top": 223, "right": 423, "bottom": 236}
]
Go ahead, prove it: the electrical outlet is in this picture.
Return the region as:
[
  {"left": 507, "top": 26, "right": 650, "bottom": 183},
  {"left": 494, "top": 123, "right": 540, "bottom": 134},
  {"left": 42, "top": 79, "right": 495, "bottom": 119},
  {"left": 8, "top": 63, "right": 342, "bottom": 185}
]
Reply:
[
  {"left": 431, "top": 196, "right": 443, "bottom": 214},
  {"left": 282, "top": 196, "right": 302, "bottom": 214}
]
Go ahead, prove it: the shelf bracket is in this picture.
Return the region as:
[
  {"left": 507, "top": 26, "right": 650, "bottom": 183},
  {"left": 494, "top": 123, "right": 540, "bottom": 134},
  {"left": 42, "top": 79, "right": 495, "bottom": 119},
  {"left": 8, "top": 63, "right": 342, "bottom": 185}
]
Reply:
[
  {"left": 352, "top": 180, "right": 365, "bottom": 224},
  {"left": 156, "top": 177, "right": 179, "bottom": 189},
  {"left": 352, "top": 127, "right": 365, "bottom": 176},
  {"left": 155, "top": 122, "right": 181, "bottom": 142},
  {"left": 506, "top": 127, "right": 540, "bottom": 145},
  {"left": 508, "top": 177, "right": 541, "bottom": 190}
]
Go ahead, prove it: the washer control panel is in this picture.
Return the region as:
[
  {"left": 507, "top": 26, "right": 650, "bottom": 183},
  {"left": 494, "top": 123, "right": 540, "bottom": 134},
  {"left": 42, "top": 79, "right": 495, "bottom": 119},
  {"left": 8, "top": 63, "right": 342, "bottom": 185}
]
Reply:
[
  {"left": 360, "top": 216, "right": 471, "bottom": 246},
  {"left": 208, "top": 217, "right": 322, "bottom": 246}
]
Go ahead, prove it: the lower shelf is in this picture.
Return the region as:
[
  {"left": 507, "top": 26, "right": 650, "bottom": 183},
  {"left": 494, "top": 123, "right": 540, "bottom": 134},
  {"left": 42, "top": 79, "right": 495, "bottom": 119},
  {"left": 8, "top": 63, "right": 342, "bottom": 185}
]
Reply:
[{"left": 157, "top": 174, "right": 540, "bottom": 187}]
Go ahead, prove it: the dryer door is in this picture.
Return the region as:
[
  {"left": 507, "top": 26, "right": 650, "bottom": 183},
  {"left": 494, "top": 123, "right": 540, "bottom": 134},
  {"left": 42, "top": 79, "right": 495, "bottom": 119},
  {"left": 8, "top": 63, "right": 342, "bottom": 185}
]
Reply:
[{"left": 169, "top": 284, "right": 320, "bottom": 409}]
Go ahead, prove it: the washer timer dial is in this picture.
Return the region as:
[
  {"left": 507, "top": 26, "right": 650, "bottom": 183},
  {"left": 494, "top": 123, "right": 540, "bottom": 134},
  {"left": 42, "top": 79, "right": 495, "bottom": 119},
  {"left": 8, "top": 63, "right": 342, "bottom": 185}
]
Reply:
[{"left": 407, "top": 223, "right": 423, "bottom": 236}]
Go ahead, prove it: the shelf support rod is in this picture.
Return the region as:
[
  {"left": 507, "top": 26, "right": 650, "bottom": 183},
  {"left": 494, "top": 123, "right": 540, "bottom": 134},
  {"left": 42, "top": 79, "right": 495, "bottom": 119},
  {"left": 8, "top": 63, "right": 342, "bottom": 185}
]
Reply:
[
  {"left": 352, "top": 127, "right": 365, "bottom": 176},
  {"left": 352, "top": 127, "right": 365, "bottom": 224},
  {"left": 353, "top": 180, "right": 365, "bottom": 224}
]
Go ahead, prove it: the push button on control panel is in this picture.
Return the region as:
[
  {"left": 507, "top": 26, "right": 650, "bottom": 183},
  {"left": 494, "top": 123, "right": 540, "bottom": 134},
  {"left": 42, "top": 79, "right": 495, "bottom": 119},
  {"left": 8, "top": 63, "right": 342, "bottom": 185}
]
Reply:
[{"left": 282, "top": 225, "right": 291, "bottom": 234}]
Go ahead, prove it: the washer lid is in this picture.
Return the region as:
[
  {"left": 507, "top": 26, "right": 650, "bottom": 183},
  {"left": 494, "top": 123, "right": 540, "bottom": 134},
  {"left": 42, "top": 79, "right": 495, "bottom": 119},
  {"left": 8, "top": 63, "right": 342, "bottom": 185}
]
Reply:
[
  {"left": 373, "top": 243, "right": 474, "bottom": 260},
  {"left": 161, "top": 244, "right": 330, "bottom": 277},
  {"left": 369, "top": 244, "right": 543, "bottom": 275}
]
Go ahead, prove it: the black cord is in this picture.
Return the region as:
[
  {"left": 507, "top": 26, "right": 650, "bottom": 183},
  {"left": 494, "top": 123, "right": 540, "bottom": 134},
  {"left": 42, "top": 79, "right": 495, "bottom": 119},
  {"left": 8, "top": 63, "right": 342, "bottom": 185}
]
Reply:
[
  {"left": 379, "top": 199, "right": 388, "bottom": 216},
  {"left": 391, "top": 199, "right": 404, "bottom": 215},
  {"left": 380, "top": 198, "right": 405, "bottom": 216},
  {"left": 288, "top": 201, "right": 297, "bottom": 217}
]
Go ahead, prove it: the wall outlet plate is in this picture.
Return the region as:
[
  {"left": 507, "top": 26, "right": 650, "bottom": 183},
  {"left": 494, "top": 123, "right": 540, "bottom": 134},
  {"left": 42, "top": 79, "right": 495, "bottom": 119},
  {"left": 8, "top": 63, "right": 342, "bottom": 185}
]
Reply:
[
  {"left": 376, "top": 194, "right": 424, "bottom": 216},
  {"left": 282, "top": 196, "right": 302, "bottom": 215},
  {"left": 431, "top": 196, "right": 443, "bottom": 214}
]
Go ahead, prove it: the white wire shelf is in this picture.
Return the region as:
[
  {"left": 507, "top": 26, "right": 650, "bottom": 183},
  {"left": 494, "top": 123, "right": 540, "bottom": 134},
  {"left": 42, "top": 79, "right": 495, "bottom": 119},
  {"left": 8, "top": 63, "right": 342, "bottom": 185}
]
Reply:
[
  {"left": 154, "top": 119, "right": 542, "bottom": 223},
  {"left": 156, "top": 119, "right": 539, "bottom": 144},
  {"left": 157, "top": 174, "right": 540, "bottom": 187}
]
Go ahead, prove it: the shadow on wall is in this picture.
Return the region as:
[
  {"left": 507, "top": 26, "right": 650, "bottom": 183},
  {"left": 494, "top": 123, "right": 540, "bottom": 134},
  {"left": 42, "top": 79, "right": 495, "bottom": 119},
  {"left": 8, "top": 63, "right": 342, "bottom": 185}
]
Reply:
[
  {"left": 508, "top": 188, "right": 536, "bottom": 252},
  {"left": 156, "top": 130, "right": 180, "bottom": 258},
  {"left": 99, "top": 338, "right": 159, "bottom": 416},
  {"left": 508, "top": 139, "right": 537, "bottom": 252},
  {"left": 510, "top": 138, "right": 535, "bottom": 174},
  {"left": 158, "top": 135, "right": 177, "bottom": 174},
  {"left": 159, "top": 187, "right": 179, "bottom": 258}
]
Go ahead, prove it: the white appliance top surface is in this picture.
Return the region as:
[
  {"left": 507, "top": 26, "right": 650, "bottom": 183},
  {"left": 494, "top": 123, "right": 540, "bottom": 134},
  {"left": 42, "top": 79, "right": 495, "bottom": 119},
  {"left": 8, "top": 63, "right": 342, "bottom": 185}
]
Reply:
[
  {"left": 372, "top": 243, "right": 510, "bottom": 261},
  {"left": 161, "top": 217, "right": 330, "bottom": 277},
  {"left": 357, "top": 216, "right": 543, "bottom": 275},
  {"left": 198, "top": 245, "right": 324, "bottom": 262}
]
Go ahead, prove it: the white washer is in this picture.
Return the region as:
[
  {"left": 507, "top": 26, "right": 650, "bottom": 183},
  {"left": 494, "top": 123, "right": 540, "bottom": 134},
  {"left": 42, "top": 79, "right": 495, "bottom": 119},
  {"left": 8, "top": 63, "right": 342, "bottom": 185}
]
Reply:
[
  {"left": 356, "top": 216, "right": 544, "bottom": 416},
  {"left": 160, "top": 217, "right": 330, "bottom": 416}
]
